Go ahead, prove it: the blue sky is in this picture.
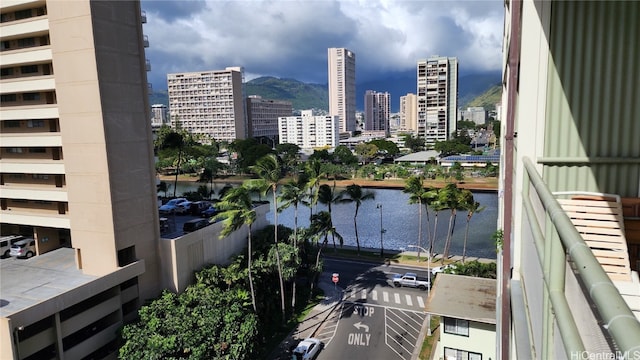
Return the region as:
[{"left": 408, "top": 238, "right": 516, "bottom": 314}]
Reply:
[{"left": 141, "top": 0, "right": 504, "bottom": 89}]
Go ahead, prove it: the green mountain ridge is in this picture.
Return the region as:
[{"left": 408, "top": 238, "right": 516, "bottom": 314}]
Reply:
[{"left": 465, "top": 83, "right": 502, "bottom": 111}]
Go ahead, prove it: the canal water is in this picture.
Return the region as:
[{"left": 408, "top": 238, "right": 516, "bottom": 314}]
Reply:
[{"left": 169, "top": 181, "right": 499, "bottom": 259}]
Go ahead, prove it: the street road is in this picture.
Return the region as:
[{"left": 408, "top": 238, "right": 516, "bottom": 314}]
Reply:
[{"left": 316, "top": 258, "right": 430, "bottom": 360}]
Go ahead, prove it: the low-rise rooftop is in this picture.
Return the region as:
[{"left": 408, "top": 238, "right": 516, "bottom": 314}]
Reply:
[{"left": 425, "top": 273, "right": 496, "bottom": 324}]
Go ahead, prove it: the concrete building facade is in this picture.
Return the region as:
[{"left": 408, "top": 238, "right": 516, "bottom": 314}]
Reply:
[
  {"left": 278, "top": 110, "right": 339, "bottom": 149},
  {"left": 399, "top": 93, "right": 417, "bottom": 132},
  {"left": 0, "top": 0, "right": 161, "bottom": 358},
  {"left": 458, "top": 106, "right": 487, "bottom": 126},
  {"left": 151, "top": 103, "right": 169, "bottom": 128},
  {"left": 167, "top": 67, "right": 246, "bottom": 143},
  {"left": 245, "top": 95, "right": 292, "bottom": 143},
  {"left": 417, "top": 56, "right": 458, "bottom": 148},
  {"left": 364, "top": 90, "right": 390, "bottom": 136},
  {"left": 327, "top": 47, "right": 356, "bottom": 134}
]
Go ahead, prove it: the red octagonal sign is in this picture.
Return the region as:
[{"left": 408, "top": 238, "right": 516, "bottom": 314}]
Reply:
[{"left": 332, "top": 273, "right": 339, "bottom": 283}]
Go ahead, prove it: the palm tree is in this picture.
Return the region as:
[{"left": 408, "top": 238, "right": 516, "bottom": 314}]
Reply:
[
  {"left": 213, "top": 186, "right": 257, "bottom": 312},
  {"left": 428, "top": 189, "right": 446, "bottom": 259},
  {"left": 440, "top": 184, "right": 464, "bottom": 262},
  {"left": 317, "top": 183, "right": 342, "bottom": 251},
  {"left": 309, "top": 211, "right": 343, "bottom": 298},
  {"left": 278, "top": 176, "right": 307, "bottom": 311},
  {"left": 339, "top": 184, "right": 375, "bottom": 255},
  {"left": 246, "top": 154, "right": 287, "bottom": 322},
  {"left": 304, "top": 159, "right": 323, "bottom": 221},
  {"left": 403, "top": 176, "right": 426, "bottom": 261},
  {"left": 461, "top": 195, "right": 484, "bottom": 263}
]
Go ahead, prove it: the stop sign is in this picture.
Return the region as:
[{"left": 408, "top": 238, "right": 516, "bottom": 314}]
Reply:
[{"left": 332, "top": 273, "right": 339, "bottom": 283}]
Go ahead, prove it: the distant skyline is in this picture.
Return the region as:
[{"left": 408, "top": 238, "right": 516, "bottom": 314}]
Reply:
[{"left": 141, "top": 0, "right": 503, "bottom": 90}]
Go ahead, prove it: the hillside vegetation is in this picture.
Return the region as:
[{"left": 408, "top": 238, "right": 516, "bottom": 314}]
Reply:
[
  {"left": 246, "top": 76, "right": 328, "bottom": 111},
  {"left": 465, "top": 83, "right": 502, "bottom": 111}
]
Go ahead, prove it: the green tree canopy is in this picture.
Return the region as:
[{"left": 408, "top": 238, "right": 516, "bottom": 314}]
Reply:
[
  {"left": 333, "top": 145, "right": 358, "bottom": 165},
  {"left": 368, "top": 139, "right": 399, "bottom": 156}
]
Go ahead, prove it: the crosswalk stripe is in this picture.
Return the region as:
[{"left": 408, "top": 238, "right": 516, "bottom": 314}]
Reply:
[
  {"left": 383, "top": 291, "right": 389, "bottom": 302},
  {"left": 417, "top": 296, "right": 425, "bottom": 308},
  {"left": 405, "top": 295, "right": 413, "bottom": 307},
  {"left": 351, "top": 289, "right": 356, "bottom": 298},
  {"left": 394, "top": 293, "right": 401, "bottom": 304},
  {"left": 372, "top": 290, "right": 378, "bottom": 301},
  {"left": 361, "top": 290, "right": 367, "bottom": 300}
]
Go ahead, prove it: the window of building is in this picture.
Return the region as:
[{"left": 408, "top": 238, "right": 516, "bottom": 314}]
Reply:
[
  {"left": 29, "top": 147, "right": 47, "bottom": 153},
  {"left": 444, "top": 347, "right": 482, "bottom": 360},
  {"left": 118, "top": 246, "right": 136, "bottom": 267},
  {"left": 3, "top": 120, "right": 20, "bottom": 128},
  {"left": 1, "top": 94, "right": 17, "bottom": 102},
  {"left": 17, "top": 37, "right": 35, "bottom": 48},
  {"left": 15, "top": 9, "right": 33, "bottom": 20},
  {"left": 21, "top": 65, "right": 38, "bottom": 74},
  {"left": 27, "top": 119, "right": 45, "bottom": 128},
  {"left": 1, "top": 67, "right": 14, "bottom": 76},
  {"left": 23, "top": 92, "right": 40, "bottom": 101},
  {"left": 7, "top": 147, "right": 23, "bottom": 153},
  {"left": 32, "top": 174, "right": 49, "bottom": 180},
  {"left": 444, "top": 317, "right": 470, "bottom": 336}
]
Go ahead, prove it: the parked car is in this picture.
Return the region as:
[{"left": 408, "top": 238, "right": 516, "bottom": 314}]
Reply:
[
  {"left": 189, "top": 201, "right": 211, "bottom": 216},
  {"left": 1, "top": 235, "right": 24, "bottom": 258},
  {"left": 292, "top": 338, "right": 323, "bottom": 360},
  {"left": 431, "top": 264, "right": 456, "bottom": 276},
  {"left": 159, "top": 198, "right": 188, "bottom": 215},
  {"left": 201, "top": 205, "right": 218, "bottom": 218},
  {"left": 174, "top": 200, "right": 192, "bottom": 215},
  {"left": 183, "top": 218, "right": 210, "bottom": 233},
  {"left": 10, "top": 238, "right": 36, "bottom": 258}
]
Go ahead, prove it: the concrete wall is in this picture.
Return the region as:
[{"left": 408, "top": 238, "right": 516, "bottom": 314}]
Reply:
[{"left": 159, "top": 204, "right": 270, "bottom": 293}]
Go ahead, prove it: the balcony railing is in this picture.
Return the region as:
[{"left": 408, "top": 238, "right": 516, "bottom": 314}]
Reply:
[{"left": 517, "top": 156, "right": 640, "bottom": 358}]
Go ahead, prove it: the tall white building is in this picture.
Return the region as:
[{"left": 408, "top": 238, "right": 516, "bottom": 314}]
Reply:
[
  {"left": 364, "top": 90, "right": 390, "bottom": 136},
  {"left": 400, "top": 93, "right": 418, "bottom": 132},
  {"left": 458, "top": 106, "right": 487, "bottom": 126},
  {"left": 278, "top": 110, "right": 339, "bottom": 149},
  {"left": 167, "top": 67, "right": 246, "bottom": 143},
  {"left": 328, "top": 48, "right": 356, "bottom": 134},
  {"left": 417, "top": 56, "right": 458, "bottom": 148}
]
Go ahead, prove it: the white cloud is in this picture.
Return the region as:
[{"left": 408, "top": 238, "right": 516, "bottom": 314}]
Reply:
[{"left": 142, "top": 0, "right": 503, "bottom": 87}]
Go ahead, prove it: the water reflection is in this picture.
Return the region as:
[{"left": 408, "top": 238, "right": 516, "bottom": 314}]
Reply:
[{"left": 170, "top": 181, "right": 499, "bottom": 259}]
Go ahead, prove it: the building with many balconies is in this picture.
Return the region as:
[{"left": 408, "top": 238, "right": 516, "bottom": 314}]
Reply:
[{"left": 278, "top": 110, "right": 339, "bottom": 149}]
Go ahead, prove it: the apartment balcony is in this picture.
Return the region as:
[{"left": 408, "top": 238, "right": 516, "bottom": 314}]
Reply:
[
  {"left": 145, "top": 59, "right": 150, "bottom": 72},
  {"left": 513, "top": 157, "right": 640, "bottom": 359},
  {"left": 141, "top": 10, "right": 147, "bottom": 23},
  {"left": 143, "top": 34, "right": 149, "bottom": 48}
]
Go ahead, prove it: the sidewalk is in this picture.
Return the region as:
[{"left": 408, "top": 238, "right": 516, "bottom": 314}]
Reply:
[{"left": 267, "top": 278, "right": 343, "bottom": 360}]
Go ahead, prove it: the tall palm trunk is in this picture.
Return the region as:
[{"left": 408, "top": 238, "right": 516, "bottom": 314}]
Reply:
[
  {"left": 417, "top": 200, "right": 423, "bottom": 261},
  {"left": 272, "top": 188, "right": 286, "bottom": 324},
  {"left": 442, "top": 209, "right": 457, "bottom": 263},
  {"left": 291, "top": 202, "right": 298, "bottom": 311},
  {"left": 248, "top": 226, "right": 256, "bottom": 312},
  {"left": 462, "top": 213, "right": 472, "bottom": 263},
  {"left": 431, "top": 212, "right": 440, "bottom": 258},
  {"left": 354, "top": 205, "right": 361, "bottom": 255}
]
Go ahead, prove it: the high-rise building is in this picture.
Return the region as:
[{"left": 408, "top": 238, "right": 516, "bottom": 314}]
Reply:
[
  {"left": 151, "top": 103, "right": 169, "bottom": 128},
  {"left": 328, "top": 47, "right": 356, "bottom": 134},
  {"left": 417, "top": 56, "right": 458, "bottom": 148},
  {"left": 364, "top": 90, "right": 391, "bottom": 136},
  {"left": 167, "top": 67, "right": 246, "bottom": 143},
  {"left": 458, "top": 106, "right": 487, "bottom": 126},
  {"left": 278, "top": 110, "right": 339, "bottom": 149},
  {"left": 1, "top": 1, "right": 161, "bottom": 358},
  {"left": 246, "top": 95, "right": 292, "bottom": 144},
  {"left": 400, "top": 93, "right": 418, "bottom": 132}
]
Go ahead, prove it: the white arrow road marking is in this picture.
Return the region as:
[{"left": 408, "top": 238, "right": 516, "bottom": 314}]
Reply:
[
  {"left": 354, "top": 321, "right": 370, "bottom": 332},
  {"left": 405, "top": 295, "right": 413, "bottom": 307}
]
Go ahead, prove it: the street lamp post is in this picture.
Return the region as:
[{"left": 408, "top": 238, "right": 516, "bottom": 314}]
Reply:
[
  {"left": 376, "top": 203, "right": 385, "bottom": 257},
  {"left": 407, "top": 244, "right": 432, "bottom": 336}
]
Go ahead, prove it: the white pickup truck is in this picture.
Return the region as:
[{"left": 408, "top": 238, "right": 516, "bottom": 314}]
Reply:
[{"left": 392, "top": 272, "right": 430, "bottom": 290}]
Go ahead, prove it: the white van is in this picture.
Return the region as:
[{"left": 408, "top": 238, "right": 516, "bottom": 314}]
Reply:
[{"left": 1, "top": 235, "right": 24, "bottom": 258}]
